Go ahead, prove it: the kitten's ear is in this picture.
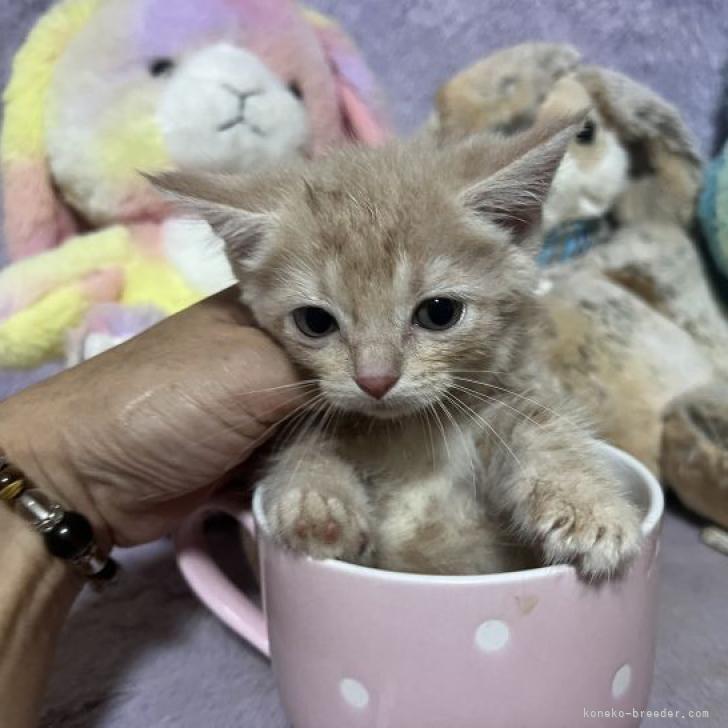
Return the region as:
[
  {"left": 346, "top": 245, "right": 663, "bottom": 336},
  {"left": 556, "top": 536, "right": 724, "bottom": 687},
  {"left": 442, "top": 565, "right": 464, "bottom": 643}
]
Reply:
[
  {"left": 456, "top": 116, "right": 583, "bottom": 243},
  {"left": 146, "top": 172, "right": 275, "bottom": 264}
]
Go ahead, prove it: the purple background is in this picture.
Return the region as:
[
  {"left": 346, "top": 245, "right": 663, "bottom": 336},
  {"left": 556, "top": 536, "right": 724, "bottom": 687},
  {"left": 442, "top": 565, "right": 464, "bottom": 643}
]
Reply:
[{"left": 1, "top": 1, "right": 727, "bottom": 726}]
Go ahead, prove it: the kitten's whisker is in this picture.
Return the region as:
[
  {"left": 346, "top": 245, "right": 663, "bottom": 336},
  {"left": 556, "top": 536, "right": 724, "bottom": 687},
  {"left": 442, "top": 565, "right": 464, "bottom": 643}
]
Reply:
[
  {"left": 182, "top": 388, "right": 316, "bottom": 451},
  {"left": 451, "top": 375, "right": 576, "bottom": 428},
  {"left": 450, "top": 371, "right": 546, "bottom": 404},
  {"left": 273, "top": 404, "right": 317, "bottom": 452},
  {"left": 427, "top": 402, "right": 450, "bottom": 464},
  {"left": 441, "top": 393, "right": 479, "bottom": 501},
  {"left": 246, "top": 392, "right": 327, "bottom": 455},
  {"left": 241, "top": 379, "right": 318, "bottom": 397},
  {"left": 450, "top": 369, "right": 513, "bottom": 376},
  {"left": 449, "top": 384, "right": 542, "bottom": 429},
  {"left": 277, "top": 393, "right": 328, "bottom": 451},
  {"left": 246, "top": 388, "right": 317, "bottom": 421},
  {"left": 445, "top": 391, "right": 524, "bottom": 475},
  {"left": 435, "top": 402, "right": 453, "bottom": 463},
  {"left": 237, "top": 379, "right": 319, "bottom": 398},
  {"left": 319, "top": 399, "right": 337, "bottom": 446},
  {"left": 418, "top": 407, "right": 437, "bottom": 466},
  {"left": 269, "top": 392, "right": 329, "bottom": 455},
  {"left": 284, "top": 398, "right": 331, "bottom": 492},
  {"left": 326, "top": 406, "right": 341, "bottom": 448},
  {"left": 424, "top": 406, "right": 437, "bottom": 465}
]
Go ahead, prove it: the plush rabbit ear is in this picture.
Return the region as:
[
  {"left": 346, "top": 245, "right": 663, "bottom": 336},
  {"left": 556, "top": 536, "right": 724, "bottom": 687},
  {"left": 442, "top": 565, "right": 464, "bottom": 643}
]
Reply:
[
  {"left": 1, "top": 0, "right": 96, "bottom": 260},
  {"left": 435, "top": 42, "right": 582, "bottom": 139},
  {"left": 576, "top": 66, "right": 703, "bottom": 227},
  {"left": 304, "top": 10, "right": 391, "bottom": 146}
]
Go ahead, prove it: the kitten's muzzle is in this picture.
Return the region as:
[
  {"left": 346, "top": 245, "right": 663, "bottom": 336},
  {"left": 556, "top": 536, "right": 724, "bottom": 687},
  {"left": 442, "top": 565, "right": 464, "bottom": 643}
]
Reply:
[{"left": 355, "top": 374, "right": 399, "bottom": 400}]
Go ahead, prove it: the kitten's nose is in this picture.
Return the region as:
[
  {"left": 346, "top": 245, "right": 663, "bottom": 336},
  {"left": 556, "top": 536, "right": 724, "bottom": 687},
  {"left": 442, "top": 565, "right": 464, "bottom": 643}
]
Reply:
[{"left": 355, "top": 374, "right": 399, "bottom": 400}]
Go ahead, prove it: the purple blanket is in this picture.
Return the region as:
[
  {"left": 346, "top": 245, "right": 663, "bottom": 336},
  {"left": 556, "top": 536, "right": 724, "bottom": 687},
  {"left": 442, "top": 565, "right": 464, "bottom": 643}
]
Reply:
[{"left": 1, "top": 1, "right": 727, "bottom": 726}]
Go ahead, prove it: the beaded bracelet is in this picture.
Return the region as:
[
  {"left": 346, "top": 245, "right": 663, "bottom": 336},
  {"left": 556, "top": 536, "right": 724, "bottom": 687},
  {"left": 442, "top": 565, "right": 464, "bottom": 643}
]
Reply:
[{"left": 0, "top": 456, "right": 118, "bottom": 583}]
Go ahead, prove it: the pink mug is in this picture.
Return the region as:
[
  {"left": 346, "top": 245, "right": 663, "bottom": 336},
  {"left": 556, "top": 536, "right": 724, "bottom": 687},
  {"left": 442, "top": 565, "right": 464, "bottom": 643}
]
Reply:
[{"left": 176, "top": 443, "right": 663, "bottom": 728}]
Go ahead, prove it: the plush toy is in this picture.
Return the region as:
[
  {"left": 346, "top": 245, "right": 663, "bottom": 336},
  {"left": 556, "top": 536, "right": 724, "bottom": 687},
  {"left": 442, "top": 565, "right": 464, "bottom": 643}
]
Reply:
[
  {"left": 436, "top": 43, "right": 701, "bottom": 232},
  {"left": 699, "top": 126, "right": 728, "bottom": 303},
  {"left": 0, "top": 0, "right": 389, "bottom": 395},
  {"left": 434, "top": 43, "right": 728, "bottom": 528}
]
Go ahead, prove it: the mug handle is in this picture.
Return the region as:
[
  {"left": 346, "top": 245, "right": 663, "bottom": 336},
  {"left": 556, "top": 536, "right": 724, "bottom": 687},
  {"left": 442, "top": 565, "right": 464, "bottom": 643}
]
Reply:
[{"left": 175, "top": 497, "right": 269, "bottom": 657}]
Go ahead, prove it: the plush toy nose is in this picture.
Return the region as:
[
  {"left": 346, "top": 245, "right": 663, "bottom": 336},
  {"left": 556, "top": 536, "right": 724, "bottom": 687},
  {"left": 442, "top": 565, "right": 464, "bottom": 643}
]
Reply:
[
  {"left": 221, "top": 83, "right": 261, "bottom": 104},
  {"left": 355, "top": 374, "right": 399, "bottom": 399}
]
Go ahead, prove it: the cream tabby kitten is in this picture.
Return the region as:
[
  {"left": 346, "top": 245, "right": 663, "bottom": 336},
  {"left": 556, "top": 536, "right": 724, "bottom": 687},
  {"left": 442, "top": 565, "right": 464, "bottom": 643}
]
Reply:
[{"left": 154, "top": 116, "right": 642, "bottom": 579}]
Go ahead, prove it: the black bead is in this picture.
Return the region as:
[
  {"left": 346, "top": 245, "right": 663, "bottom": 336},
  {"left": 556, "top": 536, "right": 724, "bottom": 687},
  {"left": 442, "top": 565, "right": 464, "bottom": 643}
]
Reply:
[{"left": 43, "top": 511, "right": 94, "bottom": 560}]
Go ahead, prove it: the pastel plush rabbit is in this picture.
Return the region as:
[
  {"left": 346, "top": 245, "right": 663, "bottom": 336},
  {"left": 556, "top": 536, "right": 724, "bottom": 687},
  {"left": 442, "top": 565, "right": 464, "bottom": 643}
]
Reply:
[{"left": 0, "top": 0, "right": 389, "bottom": 393}]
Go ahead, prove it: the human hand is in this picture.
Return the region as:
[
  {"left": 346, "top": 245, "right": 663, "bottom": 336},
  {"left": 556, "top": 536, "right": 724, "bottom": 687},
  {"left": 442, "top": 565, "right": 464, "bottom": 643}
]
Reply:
[{"left": 0, "top": 288, "right": 309, "bottom": 550}]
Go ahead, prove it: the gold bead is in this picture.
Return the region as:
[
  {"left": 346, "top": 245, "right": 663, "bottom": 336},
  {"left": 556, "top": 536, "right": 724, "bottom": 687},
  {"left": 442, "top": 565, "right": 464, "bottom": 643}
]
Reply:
[
  {"left": 0, "top": 462, "right": 27, "bottom": 503},
  {"left": 0, "top": 476, "right": 26, "bottom": 503}
]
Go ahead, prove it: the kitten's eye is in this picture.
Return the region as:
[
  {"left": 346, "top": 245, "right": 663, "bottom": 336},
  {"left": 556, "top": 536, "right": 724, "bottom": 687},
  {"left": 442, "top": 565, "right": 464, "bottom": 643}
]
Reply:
[
  {"left": 149, "top": 58, "right": 175, "bottom": 77},
  {"left": 576, "top": 119, "right": 597, "bottom": 144},
  {"left": 413, "top": 298, "right": 464, "bottom": 331},
  {"left": 293, "top": 307, "right": 338, "bottom": 337},
  {"left": 288, "top": 81, "right": 304, "bottom": 100}
]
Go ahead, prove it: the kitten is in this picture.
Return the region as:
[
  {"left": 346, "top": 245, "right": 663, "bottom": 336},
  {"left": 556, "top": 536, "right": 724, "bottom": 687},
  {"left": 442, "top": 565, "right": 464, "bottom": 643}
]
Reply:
[{"left": 153, "top": 116, "right": 642, "bottom": 578}]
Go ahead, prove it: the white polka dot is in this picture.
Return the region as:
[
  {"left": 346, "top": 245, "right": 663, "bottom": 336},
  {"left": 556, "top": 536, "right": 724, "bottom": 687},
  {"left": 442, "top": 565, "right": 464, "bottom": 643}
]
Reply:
[
  {"left": 475, "top": 620, "right": 510, "bottom": 653},
  {"left": 612, "top": 664, "right": 632, "bottom": 699},
  {"left": 340, "top": 678, "right": 369, "bottom": 709}
]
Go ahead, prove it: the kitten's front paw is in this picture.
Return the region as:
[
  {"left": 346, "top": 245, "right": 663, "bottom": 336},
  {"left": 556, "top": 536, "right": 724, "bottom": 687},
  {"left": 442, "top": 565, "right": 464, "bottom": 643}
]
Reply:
[
  {"left": 531, "top": 481, "right": 642, "bottom": 580},
  {"left": 268, "top": 487, "right": 371, "bottom": 563}
]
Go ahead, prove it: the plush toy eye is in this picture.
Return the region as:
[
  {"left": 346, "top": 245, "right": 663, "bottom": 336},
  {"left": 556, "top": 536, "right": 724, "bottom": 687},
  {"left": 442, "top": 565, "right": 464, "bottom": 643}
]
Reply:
[
  {"left": 576, "top": 119, "right": 597, "bottom": 144},
  {"left": 413, "top": 298, "right": 464, "bottom": 331},
  {"left": 293, "top": 307, "right": 338, "bottom": 337},
  {"left": 149, "top": 58, "right": 175, "bottom": 77},
  {"left": 288, "top": 81, "right": 304, "bottom": 100}
]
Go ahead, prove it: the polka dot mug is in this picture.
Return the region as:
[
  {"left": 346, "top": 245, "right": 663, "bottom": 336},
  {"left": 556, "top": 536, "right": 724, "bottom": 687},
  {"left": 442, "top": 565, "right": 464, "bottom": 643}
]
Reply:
[{"left": 176, "top": 443, "right": 663, "bottom": 728}]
